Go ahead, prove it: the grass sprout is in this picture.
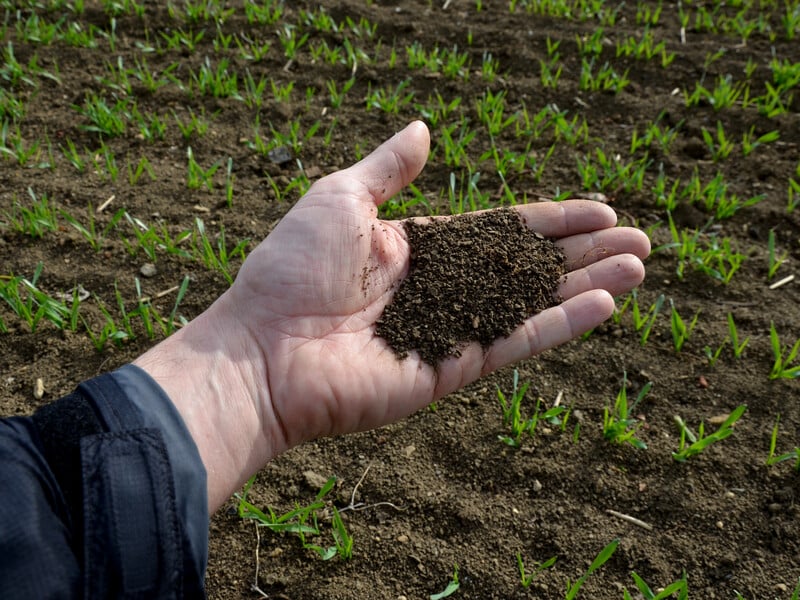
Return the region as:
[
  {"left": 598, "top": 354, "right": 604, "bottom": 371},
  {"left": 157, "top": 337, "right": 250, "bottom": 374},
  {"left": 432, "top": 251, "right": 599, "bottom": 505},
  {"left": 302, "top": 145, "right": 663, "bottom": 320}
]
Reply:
[
  {"left": 496, "top": 369, "right": 566, "bottom": 447},
  {"left": 430, "top": 565, "right": 459, "bottom": 600},
  {"left": 669, "top": 300, "right": 699, "bottom": 353},
  {"left": 624, "top": 571, "right": 688, "bottom": 599},
  {"left": 769, "top": 321, "right": 800, "bottom": 379},
  {"left": 765, "top": 414, "right": 800, "bottom": 471},
  {"left": 565, "top": 539, "right": 619, "bottom": 599},
  {"left": 672, "top": 405, "right": 746, "bottom": 462},
  {"left": 517, "top": 553, "right": 557, "bottom": 588},
  {"left": 603, "top": 372, "right": 651, "bottom": 449}
]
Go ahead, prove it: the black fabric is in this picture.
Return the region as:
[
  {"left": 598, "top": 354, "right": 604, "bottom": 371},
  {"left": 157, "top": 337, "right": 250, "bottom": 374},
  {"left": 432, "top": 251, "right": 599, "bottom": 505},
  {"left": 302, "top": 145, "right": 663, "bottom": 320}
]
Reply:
[
  {"left": 1, "top": 369, "right": 208, "bottom": 599},
  {"left": 31, "top": 391, "right": 104, "bottom": 551}
]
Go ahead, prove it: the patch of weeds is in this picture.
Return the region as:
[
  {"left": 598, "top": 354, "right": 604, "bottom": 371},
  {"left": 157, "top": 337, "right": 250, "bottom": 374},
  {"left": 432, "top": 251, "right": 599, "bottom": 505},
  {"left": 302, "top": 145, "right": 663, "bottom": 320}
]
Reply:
[
  {"left": 236, "top": 474, "right": 353, "bottom": 562},
  {"left": 603, "top": 372, "right": 651, "bottom": 449},
  {"left": 672, "top": 405, "right": 746, "bottom": 462}
]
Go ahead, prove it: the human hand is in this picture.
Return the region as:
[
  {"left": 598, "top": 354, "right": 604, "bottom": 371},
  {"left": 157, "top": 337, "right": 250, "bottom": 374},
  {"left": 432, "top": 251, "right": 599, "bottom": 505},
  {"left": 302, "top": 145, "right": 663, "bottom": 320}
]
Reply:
[{"left": 225, "top": 121, "right": 650, "bottom": 454}]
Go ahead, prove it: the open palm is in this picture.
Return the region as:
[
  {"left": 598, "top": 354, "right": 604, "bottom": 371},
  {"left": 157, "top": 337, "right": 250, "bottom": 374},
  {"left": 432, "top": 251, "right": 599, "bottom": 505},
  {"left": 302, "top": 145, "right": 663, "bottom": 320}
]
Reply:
[{"left": 227, "top": 121, "right": 650, "bottom": 453}]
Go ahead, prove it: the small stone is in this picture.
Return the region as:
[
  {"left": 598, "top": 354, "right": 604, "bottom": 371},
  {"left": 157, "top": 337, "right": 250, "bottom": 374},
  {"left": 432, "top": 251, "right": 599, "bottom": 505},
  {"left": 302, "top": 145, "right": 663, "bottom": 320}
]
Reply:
[
  {"left": 140, "top": 263, "right": 157, "bottom": 278},
  {"left": 768, "top": 503, "right": 783, "bottom": 514},
  {"left": 725, "top": 491, "right": 735, "bottom": 499},
  {"left": 708, "top": 413, "right": 731, "bottom": 426},
  {"left": 697, "top": 375, "right": 709, "bottom": 388},
  {"left": 302, "top": 470, "right": 329, "bottom": 490},
  {"left": 776, "top": 583, "right": 789, "bottom": 593},
  {"left": 716, "top": 520, "right": 724, "bottom": 529},
  {"left": 268, "top": 146, "right": 292, "bottom": 165},
  {"left": 532, "top": 479, "right": 543, "bottom": 492},
  {"left": 396, "top": 534, "right": 409, "bottom": 543},
  {"left": 33, "top": 378, "right": 45, "bottom": 400},
  {"left": 403, "top": 445, "right": 416, "bottom": 458},
  {"left": 268, "top": 547, "right": 283, "bottom": 558}
]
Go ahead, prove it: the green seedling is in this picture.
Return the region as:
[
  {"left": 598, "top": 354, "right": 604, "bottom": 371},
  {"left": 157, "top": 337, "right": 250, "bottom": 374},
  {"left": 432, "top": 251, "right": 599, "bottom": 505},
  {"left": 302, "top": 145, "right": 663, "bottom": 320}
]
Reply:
[
  {"left": 496, "top": 369, "right": 565, "bottom": 447},
  {"left": 630, "top": 289, "right": 664, "bottom": 345},
  {"left": 480, "top": 51, "right": 500, "bottom": 82},
  {"left": 603, "top": 372, "right": 652, "bottom": 450},
  {"left": 0, "top": 121, "right": 42, "bottom": 166},
  {"left": 327, "top": 77, "right": 355, "bottom": 108},
  {"left": 75, "top": 94, "right": 128, "bottom": 137},
  {"left": 127, "top": 155, "right": 156, "bottom": 186},
  {"left": 684, "top": 74, "right": 745, "bottom": 110},
  {"left": 2, "top": 188, "right": 59, "bottom": 238},
  {"left": 769, "top": 321, "right": 800, "bottom": 379},
  {"left": 669, "top": 300, "right": 699, "bottom": 353},
  {"left": 0, "top": 263, "right": 70, "bottom": 332},
  {"left": 624, "top": 571, "right": 688, "bottom": 599},
  {"left": 700, "top": 121, "right": 734, "bottom": 162},
  {"left": 741, "top": 126, "right": 779, "bottom": 157},
  {"left": 727, "top": 312, "right": 749, "bottom": 358},
  {"left": 277, "top": 23, "right": 310, "bottom": 59},
  {"left": 186, "top": 146, "right": 221, "bottom": 191},
  {"left": 766, "top": 415, "right": 800, "bottom": 471},
  {"left": 329, "top": 507, "right": 353, "bottom": 560},
  {"left": 173, "top": 108, "right": 211, "bottom": 140},
  {"left": 767, "top": 229, "right": 789, "bottom": 280},
  {"left": 565, "top": 539, "right": 619, "bottom": 599},
  {"left": 365, "top": 79, "right": 414, "bottom": 114},
  {"left": 61, "top": 205, "right": 126, "bottom": 252},
  {"left": 517, "top": 553, "right": 557, "bottom": 587},
  {"left": 430, "top": 565, "right": 459, "bottom": 600},
  {"left": 189, "top": 57, "right": 240, "bottom": 99},
  {"left": 703, "top": 312, "right": 746, "bottom": 365},
  {"left": 672, "top": 404, "right": 746, "bottom": 462},
  {"left": 123, "top": 213, "right": 192, "bottom": 262},
  {"left": 191, "top": 218, "right": 248, "bottom": 285},
  {"left": 789, "top": 162, "right": 800, "bottom": 213}
]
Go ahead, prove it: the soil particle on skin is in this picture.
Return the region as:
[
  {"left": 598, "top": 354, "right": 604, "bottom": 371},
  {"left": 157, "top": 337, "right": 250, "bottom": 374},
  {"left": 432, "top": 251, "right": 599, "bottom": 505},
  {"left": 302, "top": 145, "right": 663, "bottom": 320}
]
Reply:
[{"left": 375, "top": 207, "right": 566, "bottom": 366}]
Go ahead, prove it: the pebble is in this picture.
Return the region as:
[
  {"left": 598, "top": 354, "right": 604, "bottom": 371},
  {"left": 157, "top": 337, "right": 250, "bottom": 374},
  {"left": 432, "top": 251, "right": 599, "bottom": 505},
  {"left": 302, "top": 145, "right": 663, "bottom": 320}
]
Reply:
[
  {"left": 302, "top": 470, "right": 329, "bottom": 490},
  {"left": 140, "top": 263, "right": 158, "bottom": 278},
  {"left": 715, "top": 520, "right": 724, "bottom": 529},
  {"left": 532, "top": 479, "right": 543, "bottom": 492},
  {"left": 33, "top": 378, "right": 45, "bottom": 400},
  {"left": 396, "top": 534, "right": 409, "bottom": 544}
]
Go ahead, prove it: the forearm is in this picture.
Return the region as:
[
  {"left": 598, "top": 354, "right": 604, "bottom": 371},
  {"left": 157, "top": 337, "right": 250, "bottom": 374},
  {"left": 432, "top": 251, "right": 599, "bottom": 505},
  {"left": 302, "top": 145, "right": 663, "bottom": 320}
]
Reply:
[{"left": 133, "top": 291, "right": 284, "bottom": 512}]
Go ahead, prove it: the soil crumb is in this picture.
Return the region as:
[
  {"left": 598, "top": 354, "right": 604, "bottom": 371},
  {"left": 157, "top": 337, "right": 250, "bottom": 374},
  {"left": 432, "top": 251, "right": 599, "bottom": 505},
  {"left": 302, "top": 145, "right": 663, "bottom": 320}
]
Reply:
[{"left": 376, "top": 207, "right": 566, "bottom": 366}]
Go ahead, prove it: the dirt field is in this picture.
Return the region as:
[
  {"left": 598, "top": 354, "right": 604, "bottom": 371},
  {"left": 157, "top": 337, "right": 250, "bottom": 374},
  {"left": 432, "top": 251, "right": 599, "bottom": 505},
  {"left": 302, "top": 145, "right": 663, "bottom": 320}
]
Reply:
[{"left": 1, "top": 1, "right": 799, "bottom": 598}]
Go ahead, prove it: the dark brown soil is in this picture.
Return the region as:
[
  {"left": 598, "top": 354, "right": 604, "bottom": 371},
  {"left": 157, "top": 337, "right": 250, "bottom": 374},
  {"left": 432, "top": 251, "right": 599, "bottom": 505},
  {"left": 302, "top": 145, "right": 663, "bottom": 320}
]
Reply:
[
  {"left": 376, "top": 209, "right": 565, "bottom": 365},
  {"left": 2, "top": 1, "right": 800, "bottom": 599}
]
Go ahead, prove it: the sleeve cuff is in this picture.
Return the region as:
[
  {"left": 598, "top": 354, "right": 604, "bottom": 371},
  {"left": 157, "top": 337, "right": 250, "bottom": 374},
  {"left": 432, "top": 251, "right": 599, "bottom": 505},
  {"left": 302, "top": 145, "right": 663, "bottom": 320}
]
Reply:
[{"left": 109, "top": 364, "right": 209, "bottom": 583}]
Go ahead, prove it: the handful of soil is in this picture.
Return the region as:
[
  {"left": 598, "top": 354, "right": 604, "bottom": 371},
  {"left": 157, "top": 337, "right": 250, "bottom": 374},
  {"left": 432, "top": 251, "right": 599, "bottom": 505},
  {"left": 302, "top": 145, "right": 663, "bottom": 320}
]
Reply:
[{"left": 375, "top": 207, "right": 566, "bottom": 366}]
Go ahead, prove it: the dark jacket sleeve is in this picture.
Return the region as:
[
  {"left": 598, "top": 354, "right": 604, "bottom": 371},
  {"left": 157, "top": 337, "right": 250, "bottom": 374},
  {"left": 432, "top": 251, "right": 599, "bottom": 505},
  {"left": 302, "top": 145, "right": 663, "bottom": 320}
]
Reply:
[{"left": 0, "top": 364, "right": 208, "bottom": 599}]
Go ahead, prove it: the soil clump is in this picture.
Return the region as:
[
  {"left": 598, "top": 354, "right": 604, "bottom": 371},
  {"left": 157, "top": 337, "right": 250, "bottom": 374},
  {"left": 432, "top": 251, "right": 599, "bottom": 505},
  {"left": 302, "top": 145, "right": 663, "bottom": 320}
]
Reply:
[{"left": 376, "top": 208, "right": 566, "bottom": 366}]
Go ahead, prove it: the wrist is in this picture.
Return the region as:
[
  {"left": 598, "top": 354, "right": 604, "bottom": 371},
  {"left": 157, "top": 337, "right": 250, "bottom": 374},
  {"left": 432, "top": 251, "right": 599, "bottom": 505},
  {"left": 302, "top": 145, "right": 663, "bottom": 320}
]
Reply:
[{"left": 133, "top": 291, "right": 284, "bottom": 512}]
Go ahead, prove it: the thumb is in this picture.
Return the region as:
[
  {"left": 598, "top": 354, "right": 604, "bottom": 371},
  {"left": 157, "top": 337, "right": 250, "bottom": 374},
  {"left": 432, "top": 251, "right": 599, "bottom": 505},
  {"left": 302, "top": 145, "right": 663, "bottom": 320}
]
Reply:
[{"left": 342, "top": 120, "right": 430, "bottom": 206}]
